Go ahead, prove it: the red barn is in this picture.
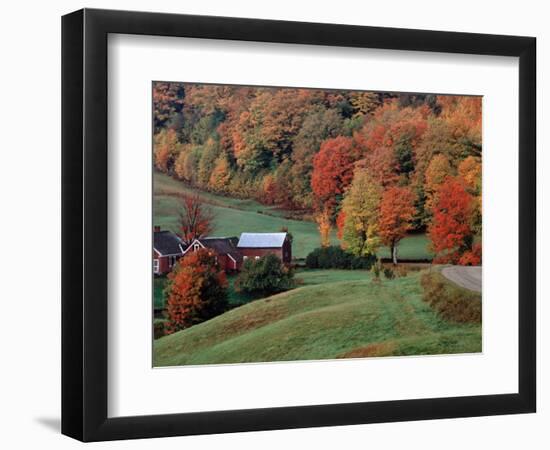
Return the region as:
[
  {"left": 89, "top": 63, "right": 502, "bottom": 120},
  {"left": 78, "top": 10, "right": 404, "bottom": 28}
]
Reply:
[
  {"left": 153, "top": 227, "right": 187, "bottom": 275},
  {"left": 182, "top": 237, "right": 243, "bottom": 272},
  {"left": 237, "top": 232, "right": 292, "bottom": 265}
]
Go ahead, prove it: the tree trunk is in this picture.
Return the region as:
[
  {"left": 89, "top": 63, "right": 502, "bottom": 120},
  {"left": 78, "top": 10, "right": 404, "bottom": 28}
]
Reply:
[{"left": 392, "top": 243, "right": 398, "bottom": 265}]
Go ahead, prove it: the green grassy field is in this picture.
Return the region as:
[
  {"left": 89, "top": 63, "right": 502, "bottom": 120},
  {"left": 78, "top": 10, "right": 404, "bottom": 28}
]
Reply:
[
  {"left": 296, "top": 268, "right": 372, "bottom": 286},
  {"left": 155, "top": 269, "right": 374, "bottom": 312},
  {"left": 153, "top": 270, "right": 481, "bottom": 366},
  {"left": 154, "top": 172, "right": 433, "bottom": 260}
]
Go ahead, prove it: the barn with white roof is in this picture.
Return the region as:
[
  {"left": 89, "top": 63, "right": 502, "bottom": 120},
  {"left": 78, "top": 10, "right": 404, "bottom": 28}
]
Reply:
[{"left": 237, "top": 232, "right": 292, "bottom": 265}]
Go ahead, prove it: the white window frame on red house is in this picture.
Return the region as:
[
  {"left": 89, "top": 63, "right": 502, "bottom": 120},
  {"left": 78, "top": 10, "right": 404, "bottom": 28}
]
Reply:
[{"left": 153, "top": 259, "right": 159, "bottom": 274}]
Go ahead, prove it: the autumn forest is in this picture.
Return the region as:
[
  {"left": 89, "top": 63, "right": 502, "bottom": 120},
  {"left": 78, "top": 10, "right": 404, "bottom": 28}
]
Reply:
[
  {"left": 153, "top": 82, "right": 481, "bottom": 265},
  {"left": 152, "top": 82, "right": 483, "bottom": 365}
]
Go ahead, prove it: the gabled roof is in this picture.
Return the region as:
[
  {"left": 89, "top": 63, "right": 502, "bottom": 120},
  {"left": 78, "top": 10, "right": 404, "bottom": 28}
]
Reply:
[
  {"left": 237, "top": 232, "right": 287, "bottom": 249},
  {"left": 201, "top": 237, "right": 242, "bottom": 263},
  {"left": 186, "top": 237, "right": 243, "bottom": 263},
  {"left": 153, "top": 230, "right": 187, "bottom": 256}
]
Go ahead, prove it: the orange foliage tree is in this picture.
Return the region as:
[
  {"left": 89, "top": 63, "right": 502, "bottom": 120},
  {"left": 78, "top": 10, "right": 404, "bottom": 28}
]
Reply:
[
  {"left": 458, "top": 156, "right": 482, "bottom": 236},
  {"left": 379, "top": 186, "right": 416, "bottom": 264},
  {"left": 165, "top": 249, "right": 228, "bottom": 333},
  {"left": 428, "top": 176, "right": 477, "bottom": 264},
  {"left": 208, "top": 153, "right": 232, "bottom": 192},
  {"left": 336, "top": 210, "right": 346, "bottom": 241},
  {"left": 178, "top": 194, "right": 215, "bottom": 242},
  {"left": 354, "top": 101, "right": 428, "bottom": 186},
  {"left": 311, "top": 136, "right": 359, "bottom": 214},
  {"left": 424, "top": 153, "right": 453, "bottom": 214},
  {"left": 261, "top": 174, "right": 277, "bottom": 205},
  {"left": 153, "top": 129, "right": 180, "bottom": 173},
  {"left": 316, "top": 208, "right": 332, "bottom": 247},
  {"left": 437, "top": 96, "right": 482, "bottom": 157}
]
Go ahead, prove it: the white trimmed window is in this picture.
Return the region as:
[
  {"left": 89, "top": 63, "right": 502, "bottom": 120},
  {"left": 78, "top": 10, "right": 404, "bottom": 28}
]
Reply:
[
  {"left": 193, "top": 243, "right": 200, "bottom": 251},
  {"left": 153, "top": 259, "right": 159, "bottom": 274},
  {"left": 255, "top": 256, "right": 260, "bottom": 260}
]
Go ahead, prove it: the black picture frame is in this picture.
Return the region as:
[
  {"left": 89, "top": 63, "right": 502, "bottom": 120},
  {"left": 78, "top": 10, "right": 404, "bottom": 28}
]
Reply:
[{"left": 62, "top": 8, "right": 536, "bottom": 442}]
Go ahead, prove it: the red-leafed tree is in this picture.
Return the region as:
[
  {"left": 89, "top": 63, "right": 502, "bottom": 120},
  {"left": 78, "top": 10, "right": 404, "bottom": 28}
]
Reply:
[
  {"left": 428, "top": 176, "right": 475, "bottom": 264},
  {"left": 458, "top": 242, "right": 482, "bottom": 266},
  {"left": 165, "top": 249, "right": 228, "bottom": 333},
  {"left": 311, "top": 136, "right": 360, "bottom": 214},
  {"left": 336, "top": 209, "right": 346, "bottom": 240},
  {"left": 178, "top": 194, "right": 215, "bottom": 242},
  {"left": 379, "top": 186, "right": 416, "bottom": 264}
]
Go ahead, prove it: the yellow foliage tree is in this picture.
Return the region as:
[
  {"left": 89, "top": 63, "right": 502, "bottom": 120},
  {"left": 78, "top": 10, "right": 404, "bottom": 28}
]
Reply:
[
  {"left": 316, "top": 209, "right": 332, "bottom": 248},
  {"left": 424, "top": 154, "right": 453, "bottom": 213},
  {"left": 153, "top": 129, "right": 180, "bottom": 172},
  {"left": 458, "top": 156, "right": 482, "bottom": 234},
  {"left": 209, "top": 153, "right": 232, "bottom": 192},
  {"left": 340, "top": 169, "right": 382, "bottom": 257}
]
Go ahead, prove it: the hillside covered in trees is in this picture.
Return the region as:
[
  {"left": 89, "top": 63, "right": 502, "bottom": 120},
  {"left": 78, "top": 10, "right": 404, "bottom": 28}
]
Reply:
[{"left": 153, "top": 82, "right": 482, "bottom": 264}]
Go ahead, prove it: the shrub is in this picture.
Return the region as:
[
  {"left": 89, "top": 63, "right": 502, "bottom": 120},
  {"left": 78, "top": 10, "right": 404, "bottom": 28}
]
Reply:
[
  {"left": 236, "top": 254, "right": 295, "bottom": 296},
  {"left": 383, "top": 267, "right": 395, "bottom": 280},
  {"left": 305, "top": 246, "right": 376, "bottom": 270},
  {"left": 165, "top": 249, "right": 228, "bottom": 333},
  {"left": 153, "top": 319, "right": 168, "bottom": 339},
  {"left": 420, "top": 271, "right": 481, "bottom": 323}
]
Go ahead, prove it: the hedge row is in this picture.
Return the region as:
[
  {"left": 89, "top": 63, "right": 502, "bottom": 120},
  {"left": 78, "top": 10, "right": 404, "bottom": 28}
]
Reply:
[{"left": 305, "top": 246, "right": 376, "bottom": 270}]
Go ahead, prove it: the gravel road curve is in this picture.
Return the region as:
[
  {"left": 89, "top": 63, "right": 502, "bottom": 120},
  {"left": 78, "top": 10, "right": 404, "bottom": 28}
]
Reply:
[{"left": 441, "top": 266, "right": 482, "bottom": 293}]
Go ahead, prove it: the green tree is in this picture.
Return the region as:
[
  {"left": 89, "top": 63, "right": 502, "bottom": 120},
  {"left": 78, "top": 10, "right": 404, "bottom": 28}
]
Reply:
[
  {"left": 197, "top": 138, "right": 221, "bottom": 188},
  {"left": 236, "top": 254, "right": 294, "bottom": 296}
]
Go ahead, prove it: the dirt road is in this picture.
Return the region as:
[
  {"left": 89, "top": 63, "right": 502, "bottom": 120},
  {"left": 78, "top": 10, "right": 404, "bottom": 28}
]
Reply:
[{"left": 441, "top": 266, "right": 482, "bottom": 293}]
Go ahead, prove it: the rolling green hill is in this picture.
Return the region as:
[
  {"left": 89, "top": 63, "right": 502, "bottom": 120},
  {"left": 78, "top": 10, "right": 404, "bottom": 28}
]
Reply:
[
  {"left": 154, "top": 172, "right": 433, "bottom": 260},
  {"left": 153, "top": 271, "right": 480, "bottom": 366}
]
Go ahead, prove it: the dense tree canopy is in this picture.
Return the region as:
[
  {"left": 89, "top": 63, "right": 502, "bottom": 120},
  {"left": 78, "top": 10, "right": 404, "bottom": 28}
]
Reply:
[{"left": 154, "top": 82, "right": 482, "bottom": 264}]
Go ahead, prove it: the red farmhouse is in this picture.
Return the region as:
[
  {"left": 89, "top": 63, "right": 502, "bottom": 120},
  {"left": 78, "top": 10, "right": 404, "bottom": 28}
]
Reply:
[
  {"left": 153, "top": 227, "right": 187, "bottom": 275},
  {"left": 183, "top": 237, "right": 243, "bottom": 272}
]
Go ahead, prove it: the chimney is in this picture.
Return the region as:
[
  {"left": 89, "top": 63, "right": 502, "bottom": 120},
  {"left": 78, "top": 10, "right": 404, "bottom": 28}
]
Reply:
[{"left": 154, "top": 225, "right": 161, "bottom": 232}]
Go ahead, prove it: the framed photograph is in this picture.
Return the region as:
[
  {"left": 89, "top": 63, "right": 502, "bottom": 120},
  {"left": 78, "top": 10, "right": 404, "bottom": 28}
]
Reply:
[{"left": 62, "top": 8, "right": 536, "bottom": 442}]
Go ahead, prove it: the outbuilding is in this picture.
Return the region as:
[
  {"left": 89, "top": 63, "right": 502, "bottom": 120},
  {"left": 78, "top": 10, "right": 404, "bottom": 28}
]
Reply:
[
  {"left": 183, "top": 237, "right": 243, "bottom": 272},
  {"left": 237, "top": 232, "right": 292, "bottom": 265}
]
